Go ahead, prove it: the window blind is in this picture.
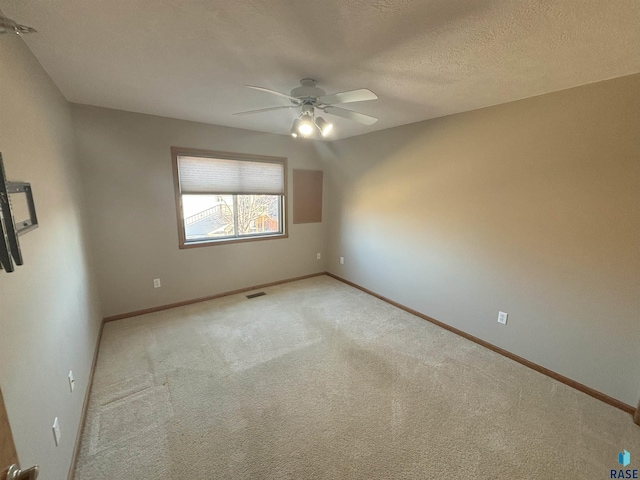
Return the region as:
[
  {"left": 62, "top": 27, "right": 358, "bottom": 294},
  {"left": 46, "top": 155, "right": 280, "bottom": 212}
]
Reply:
[{"left": 177, "top": 155, "right": 285, "bottom": 195}]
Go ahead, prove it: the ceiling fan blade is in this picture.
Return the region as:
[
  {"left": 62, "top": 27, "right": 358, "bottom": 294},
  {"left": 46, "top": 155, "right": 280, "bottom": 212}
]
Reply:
[
  {"left": 246, "top": 85, "right": 301, "bottom": 103},
  {"left": 233, "top": 105, "right": 297, "bottom": 116},
  {"left": 323, "top": 106, "right": 378, "bottom": 125},
  {"left": 319, "top": 89, "right": 378, "bottom": 105}
]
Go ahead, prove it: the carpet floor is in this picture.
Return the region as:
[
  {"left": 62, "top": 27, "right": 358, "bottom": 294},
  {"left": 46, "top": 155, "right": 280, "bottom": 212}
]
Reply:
[{"left": 74, "top": 275, "right": 639, "bottom": 479}]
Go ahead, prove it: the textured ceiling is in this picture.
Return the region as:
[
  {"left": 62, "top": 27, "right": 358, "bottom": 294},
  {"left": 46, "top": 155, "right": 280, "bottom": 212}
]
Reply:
[{"left": 2, "top": 0, "right": 639, "bottom": 139}]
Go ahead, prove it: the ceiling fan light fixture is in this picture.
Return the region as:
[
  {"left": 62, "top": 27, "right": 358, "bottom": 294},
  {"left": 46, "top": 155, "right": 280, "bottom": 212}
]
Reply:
[
  {"left": 315, "top": 116, "right": 333, "bottom": 137},
  {"left": 290, "top": 121, "right": 299, "bottom": 138},
  {"left": 297, "top": 116, "right": 315, "bottom": 137}
]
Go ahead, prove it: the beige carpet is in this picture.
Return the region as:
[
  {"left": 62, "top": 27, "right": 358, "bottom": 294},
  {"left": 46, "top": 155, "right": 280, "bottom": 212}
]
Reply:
[{"left": 74, "top": 275, "right": 639, "bottom": 479}]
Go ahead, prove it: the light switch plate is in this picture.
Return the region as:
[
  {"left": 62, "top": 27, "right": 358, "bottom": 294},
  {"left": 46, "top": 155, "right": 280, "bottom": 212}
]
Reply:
[
  {"left": 498, "top": 311, "right": 508, "bottom": 325},
  {"left": 153, "top": 278, "right": 161, "bottom": 288},
  {"left": 68, "top": 370, "right": 75, "bottom": 392}
]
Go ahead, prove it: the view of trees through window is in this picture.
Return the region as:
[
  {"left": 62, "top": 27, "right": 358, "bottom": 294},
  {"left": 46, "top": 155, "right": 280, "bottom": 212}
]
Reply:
[{"left": 182, "top": 194, "right": 281, "bottom": 242}]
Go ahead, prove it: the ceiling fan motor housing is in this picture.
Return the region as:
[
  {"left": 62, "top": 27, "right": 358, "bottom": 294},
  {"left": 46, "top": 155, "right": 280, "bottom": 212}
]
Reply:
[{"left": 290, "top": 78, "right": 326, "bottom": 103}]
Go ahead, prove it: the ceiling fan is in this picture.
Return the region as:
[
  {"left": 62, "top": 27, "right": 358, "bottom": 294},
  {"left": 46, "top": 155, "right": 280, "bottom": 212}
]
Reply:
[{"left": 234, "top": 78, "right": 378, "bottom": 138}]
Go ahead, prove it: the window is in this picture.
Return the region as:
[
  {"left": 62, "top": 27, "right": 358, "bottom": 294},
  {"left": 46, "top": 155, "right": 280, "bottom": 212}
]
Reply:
[{"left": 172, "top": 147, "right": 287, "bottom": 248}]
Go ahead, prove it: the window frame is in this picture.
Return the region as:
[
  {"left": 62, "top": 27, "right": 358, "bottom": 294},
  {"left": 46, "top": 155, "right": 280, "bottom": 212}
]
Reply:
[{"left": 171, "top": 147, "right": 288, "bottom": 249}]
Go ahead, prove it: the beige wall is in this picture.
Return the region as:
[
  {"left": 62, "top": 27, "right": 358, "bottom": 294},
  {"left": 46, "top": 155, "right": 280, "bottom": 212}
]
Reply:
[
  {"left": 71, "top": 105, "right": 327, "bottom": 318},
  {"left": 321, "top": 75, "right": 640, "bottom": 406},
  {"left": 0, "top": 35, "right": 102, "bottom": 478}
]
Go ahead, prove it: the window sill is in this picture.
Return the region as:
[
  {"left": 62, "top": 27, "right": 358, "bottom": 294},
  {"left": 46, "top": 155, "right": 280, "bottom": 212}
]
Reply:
[{"left": 179, "top": 232, "right": 288, "bottom": 249}]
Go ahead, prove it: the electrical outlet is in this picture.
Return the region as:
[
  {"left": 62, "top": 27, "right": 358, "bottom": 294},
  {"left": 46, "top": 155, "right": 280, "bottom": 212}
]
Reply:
[
  {"left": 339, "top": 256, "right": 344, "bottom": 265},
  {"left": 498, "top": 311, "right": 508, "bottom": 325},
  {"left": 52, "top": 417, "right": 61, "bottom": 446},
  {"left": 316, "top": 252, "right": 321, "bottom": 260},
  {"left": 153, "top": 278, "right": 161, "bottom": 288},
  {"left": 68, "top": 370, "right": 75, "bottom": 393}
]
